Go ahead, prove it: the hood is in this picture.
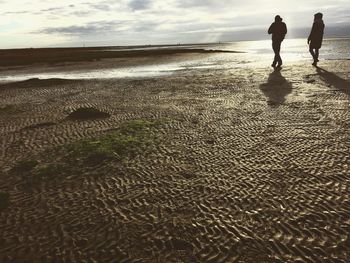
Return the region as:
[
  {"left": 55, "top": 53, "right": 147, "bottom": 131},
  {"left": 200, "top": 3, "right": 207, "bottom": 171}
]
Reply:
[{"left": 275, "top": 15, "right": 283, "bottom": 22}]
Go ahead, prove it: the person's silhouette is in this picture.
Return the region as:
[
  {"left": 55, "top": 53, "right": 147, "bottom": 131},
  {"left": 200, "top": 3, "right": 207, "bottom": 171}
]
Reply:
[
  {"left": 308, "top": 13, "right": 325, "bottom": 67},
  {"left": 268, "top": 15, "right": 287, "bottom": 68}
]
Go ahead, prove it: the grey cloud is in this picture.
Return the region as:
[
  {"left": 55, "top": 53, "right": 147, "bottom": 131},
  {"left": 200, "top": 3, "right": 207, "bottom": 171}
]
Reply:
[
  {"left": 40, "top": 7, "right": 67, "bottom": 12},
  {"left": 2, "top": 11, "right": 30, "bottom": 15},
  {"left": 2, "top": 2, "right": 116, "bottom": 17},
  {"left": 77, "top": 1, "right": 126, "bottom": 14},
  {"left": 88, "top": 3, "right": 112, "bottom": 11},
  {"left": 134, "top": 21, "right": 159, "bottom": 32},
  {"left": 177, "top": 0, "right": 250, "bottom": 9},
  {"left": 3, "top": 0, "right": 350, "bottom": 48},
  {"left": 2, "top": 5, "right": 74, "bottom": 16},
  {"left": 129, "top": 0, "right": 152, "bottom": 11},
  {"left": 71, "top": 10, "right": 94, "bottom": 17},
  {"left": 39, "top": 21, "right": 127, "bottom": 36}
]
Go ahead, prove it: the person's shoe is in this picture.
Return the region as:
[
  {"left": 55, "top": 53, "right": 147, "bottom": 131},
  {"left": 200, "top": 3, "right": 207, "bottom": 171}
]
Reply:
[
  {"left": 271, "top": 63, "right": 276, "bottom": 68},
  {"left": 312, "top": 61, "right": 317, "bottom": 66}
]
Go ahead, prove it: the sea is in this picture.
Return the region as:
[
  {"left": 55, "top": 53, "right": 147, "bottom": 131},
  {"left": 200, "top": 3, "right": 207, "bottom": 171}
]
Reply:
[{"left": 0, "top": 38, "right": 349, "bottom": 81}]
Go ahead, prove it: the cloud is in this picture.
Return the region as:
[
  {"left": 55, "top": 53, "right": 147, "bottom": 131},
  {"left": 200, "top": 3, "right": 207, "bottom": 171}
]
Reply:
[
  {"left": 39, "top": 20, "right": 126, "bottom": 36},
  {"left": 40, "top": 7, "right": 68, "bottom": 12},
  {"left": 176, "top": 0, "right": 250, "bottom": 9},
  {"left": 88, "top": 3, "right": 112, "bottom": 11},
  {"left": 133, "top": 21, "right": 159, "bottom": 31},
  {"left": 3, "top": 11, "right": 31, "bottom": 15},
  {"left": 129, "top": 0, "right": 152, "bottom": 11},
  {"left": 0, "top": 0, "right": 349, "bottom": 48}
]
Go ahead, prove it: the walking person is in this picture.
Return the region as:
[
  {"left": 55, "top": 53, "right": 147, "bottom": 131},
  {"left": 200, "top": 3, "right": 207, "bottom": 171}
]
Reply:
[
  {"left": 268, "top": 15, "right": 287, "bottom": 68},
  {"left": 308, "top": 13, "right": 325, "bottom": 66}
]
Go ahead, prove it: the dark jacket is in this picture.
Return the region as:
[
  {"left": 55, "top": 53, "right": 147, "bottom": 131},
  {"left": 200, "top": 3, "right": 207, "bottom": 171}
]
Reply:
[
  {"left": 308, "top": 20, "right": 325, "bottom": 49},
  {"left": 268, "top": 22, "right": 287, "bottom": 42}
]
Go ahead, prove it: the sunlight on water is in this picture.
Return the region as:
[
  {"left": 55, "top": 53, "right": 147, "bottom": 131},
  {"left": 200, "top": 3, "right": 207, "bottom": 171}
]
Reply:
[
  {"left": 0, "top": 64, "right": 184, "bottom": 81},
  {"left": 221, "top": 38, "right": 350, "bottom": 61},
  {"left": 0, "top": 38, "right": 349, "bottom": 82},
  {"left": 0, "top": 62, "right": 225, "bottom": 82}
]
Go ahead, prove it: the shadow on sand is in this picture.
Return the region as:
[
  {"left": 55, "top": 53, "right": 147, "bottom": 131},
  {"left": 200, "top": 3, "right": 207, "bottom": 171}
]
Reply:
[
  {"left": 316, "top": 67, "right": 350, "bottom": 95},
  {"left": 260, "top": 68, "right": 292, "bottom": 106}
]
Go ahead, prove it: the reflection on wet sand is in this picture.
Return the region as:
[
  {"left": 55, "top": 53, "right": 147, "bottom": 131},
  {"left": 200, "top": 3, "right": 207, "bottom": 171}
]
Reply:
[{"left": 259, "top": 68, "right": 293, "bottom": 106}]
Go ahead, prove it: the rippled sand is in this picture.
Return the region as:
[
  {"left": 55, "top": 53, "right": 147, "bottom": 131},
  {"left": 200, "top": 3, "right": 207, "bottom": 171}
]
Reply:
[{"left": 0, "top": 56, "right": 350, "bottom": 262}]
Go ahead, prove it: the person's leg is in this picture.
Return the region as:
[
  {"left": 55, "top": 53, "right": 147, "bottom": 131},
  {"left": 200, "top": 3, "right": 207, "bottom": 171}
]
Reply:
[
  {"left": 309, "top": 46, "right": 316, "bottom": 61},
  {"left": 276, "top": 41, "right": 282, "bottom": 66},
  {"left": 315, "top": 48, "right": 319, "bottom": 62},
  {"left": 272, "top": 42, "right": 278, "bottom": 67},
  {"left": 309, "top": 47, "right": 319, "bottom": 66}
]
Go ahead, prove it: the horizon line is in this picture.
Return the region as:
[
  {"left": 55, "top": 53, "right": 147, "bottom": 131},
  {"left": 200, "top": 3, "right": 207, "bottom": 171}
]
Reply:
[{"left": 1, "top": 36, "right": 350, "bottom": 51}]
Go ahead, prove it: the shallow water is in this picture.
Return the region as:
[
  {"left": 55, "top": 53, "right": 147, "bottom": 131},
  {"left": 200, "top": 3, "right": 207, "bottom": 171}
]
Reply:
[
  {"left": 0, "top": 38, "right": 349, "bottom": 81},
  {"left": 215, "top": 38, "right": 350, "bottom": 61}
]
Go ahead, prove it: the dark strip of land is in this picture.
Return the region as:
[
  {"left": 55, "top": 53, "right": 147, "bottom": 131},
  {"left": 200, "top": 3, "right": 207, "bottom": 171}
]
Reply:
[{"left": 0, "top": 46, "right": 239, "bottom": 67}]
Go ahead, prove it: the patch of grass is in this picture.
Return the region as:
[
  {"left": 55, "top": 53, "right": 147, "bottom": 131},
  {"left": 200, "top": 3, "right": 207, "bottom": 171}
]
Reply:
[
  {"left": 118, "top": 119, "right": 157, "bottom": 134},
  {"left": 66, "top": 119, "right": 159, "bottom": 164},
  {"left": 22, "top": 164, "right": 73, "bottom": 184},
  {"left": 0, "top": 192, "right": 10, "bottom": 210},
  {"left": 12, "top": 119, "right": 162, "bottom": 185}
]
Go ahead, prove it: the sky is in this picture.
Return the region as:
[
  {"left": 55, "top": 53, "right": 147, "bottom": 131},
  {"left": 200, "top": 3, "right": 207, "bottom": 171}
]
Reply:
[{"left": 0, "top": 0, "right": 349, "bottom": 48}]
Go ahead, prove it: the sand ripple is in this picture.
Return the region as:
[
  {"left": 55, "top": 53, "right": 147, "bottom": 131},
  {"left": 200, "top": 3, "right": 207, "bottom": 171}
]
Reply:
[{"left": 1, "top": 61, "right": 350, "bottom": 262}]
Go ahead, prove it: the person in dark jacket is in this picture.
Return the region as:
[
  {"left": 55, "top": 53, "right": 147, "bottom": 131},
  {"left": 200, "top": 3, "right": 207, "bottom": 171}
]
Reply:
[
  {"left": 308, "top": 13, "right": 325, "bottom": 66},
  {"left": 268, "top": 15, "right": 287, "bottom": 68}
]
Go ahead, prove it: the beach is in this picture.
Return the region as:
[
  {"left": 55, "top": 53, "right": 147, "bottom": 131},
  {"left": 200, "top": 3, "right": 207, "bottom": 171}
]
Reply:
[{"left": 0, "top": 44, "right": 350, "bottom": 262}]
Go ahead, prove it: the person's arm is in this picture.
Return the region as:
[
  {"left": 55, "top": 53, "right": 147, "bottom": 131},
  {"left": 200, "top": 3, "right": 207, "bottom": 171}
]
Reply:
[
  {"left": 308, "top": 23, "right": 315, "bottom": 44},
  {"left": 268, "top": 23, "right": 274, "bottom": 34},
  {"left": 321, "top": 23, "right": 325, "bottom": 36},
  {"left": 284, "top": 23, "right": 287, "bottom": 36}
]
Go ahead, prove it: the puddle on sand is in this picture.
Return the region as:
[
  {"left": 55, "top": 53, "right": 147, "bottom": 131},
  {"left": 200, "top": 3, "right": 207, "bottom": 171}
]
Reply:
[
  {"left": 0, "top": 59, "right": 226, "bottom": 82},
  {"left": 0, "top": 64, "right": 181, "bottom": 82}
]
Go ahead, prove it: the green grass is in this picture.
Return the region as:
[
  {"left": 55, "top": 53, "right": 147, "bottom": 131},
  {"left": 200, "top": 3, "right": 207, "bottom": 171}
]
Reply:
[
  {"left": 0, "top": 192, "right": 10, "bottom": 210},
  {"left": 11, "top": 119, "right": 161, "bottom": 184},
  {"left": 66, "top": 119, "right": 159, "bottom": 164}
]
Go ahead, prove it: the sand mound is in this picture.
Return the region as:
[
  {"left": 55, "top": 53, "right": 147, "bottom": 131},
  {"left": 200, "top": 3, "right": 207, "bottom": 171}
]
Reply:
[{"left": 67, "top": 107, "right": 110, "bottom": 120}]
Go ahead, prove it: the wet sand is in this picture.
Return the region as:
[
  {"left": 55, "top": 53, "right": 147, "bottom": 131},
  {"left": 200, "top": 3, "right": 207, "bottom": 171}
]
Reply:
[{"left": 0, "top": 49, "right": 350, "bottom": 262}]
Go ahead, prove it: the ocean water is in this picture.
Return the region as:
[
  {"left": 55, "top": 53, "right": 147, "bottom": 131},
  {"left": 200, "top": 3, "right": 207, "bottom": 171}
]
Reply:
[
  {"left": 0, "top": 38, "right": 349, "bottom": 81},
  {"left": 214, "top": 38, "right": 350, "bottom": 61}
]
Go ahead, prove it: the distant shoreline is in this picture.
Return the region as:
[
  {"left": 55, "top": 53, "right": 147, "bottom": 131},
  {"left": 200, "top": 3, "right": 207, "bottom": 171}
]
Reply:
[
  {"left": 0, "top": 47, "right": 241, "bottom": 68},
  {"left": 1, "top": 37, "right": 349, "bottom": 52}
]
